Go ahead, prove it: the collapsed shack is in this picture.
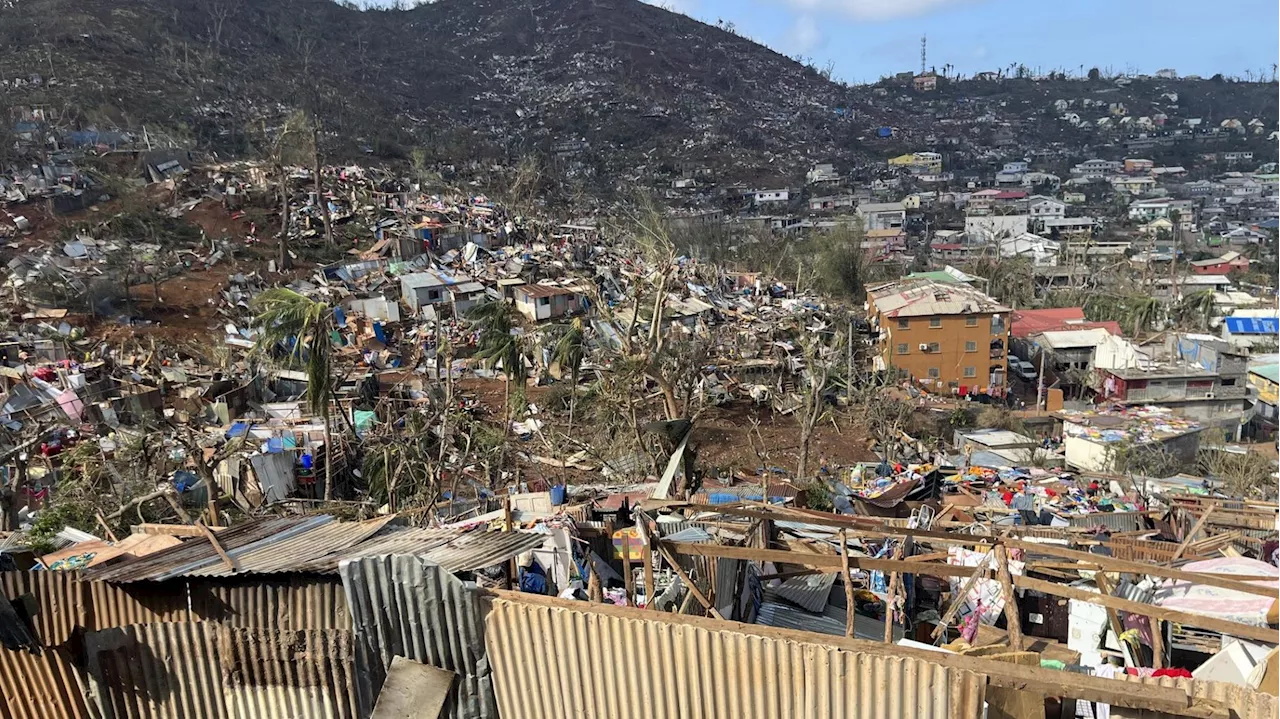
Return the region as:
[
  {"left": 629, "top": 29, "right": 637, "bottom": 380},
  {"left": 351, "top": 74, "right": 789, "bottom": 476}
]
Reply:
[{"left": 0, "top": 514, "right": 546, "bottom": 719}]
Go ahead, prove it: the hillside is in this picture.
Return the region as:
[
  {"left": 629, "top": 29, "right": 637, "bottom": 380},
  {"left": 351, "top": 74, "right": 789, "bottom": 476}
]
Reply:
[{"left": 0, "top": 0, "right": 855, "bottom": 179}]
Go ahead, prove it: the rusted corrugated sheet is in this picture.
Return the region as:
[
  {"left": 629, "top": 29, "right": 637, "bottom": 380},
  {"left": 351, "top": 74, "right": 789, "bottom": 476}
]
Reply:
[
  {"left": 340, "top": 555, "right": 496, "bottom": 719},
  {"left": 85, "top": 622, "right": 225, "bottom": 719},
  {"left": 188, "top": 577, "right": 351, "bottom": 630},
  {"left": 0, "top": 571, "right": 89, "bottom": 647},
  {"left": 0, "top": 646, "right": 94, "bottom": 719},
  {"left": 1112, "top": 674, "right": 1279, "bottom": 719},
  {"left": 1068, "top": 512, "right": 1145, "bottom": 532},
  {"left": 309, "top": 529, "right": 543, "bottom": 574},
  {"left": 84, "top": 623, "right": 358, "bottom": 719},
  {"left": 81, "top": 518, "right": 313, "bottom": 583},
  {"left": 87, "top": 580, "right": 190, "bottom": 631},
  {"left": 217, "top": 627, "right": 358, "bottom": 719},
  {"left": 485, "top": 596, "right": 985, "bottom": 719}
]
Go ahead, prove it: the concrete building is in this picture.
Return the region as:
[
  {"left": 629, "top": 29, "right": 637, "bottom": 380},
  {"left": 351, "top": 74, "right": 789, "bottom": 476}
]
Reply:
[{"left": 867, "top": 278, "right": 1010, "bottom": 396}]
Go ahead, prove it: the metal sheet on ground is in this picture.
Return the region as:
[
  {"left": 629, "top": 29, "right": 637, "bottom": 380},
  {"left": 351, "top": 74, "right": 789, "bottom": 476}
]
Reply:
[{"left": 371, "top": 657, "right": 455, "bottom": 719}]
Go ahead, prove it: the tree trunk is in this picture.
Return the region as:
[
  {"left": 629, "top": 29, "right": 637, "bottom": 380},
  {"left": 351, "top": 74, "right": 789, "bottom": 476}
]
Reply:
[
  {"left": 322, "top": 414, "right": 333, "bottom": 501},
  {"left": 278, "top": 170, "right": 292, "bottom": 271},
  {"left": 313, "top": 125, "right": 334, "bottom": 248}
]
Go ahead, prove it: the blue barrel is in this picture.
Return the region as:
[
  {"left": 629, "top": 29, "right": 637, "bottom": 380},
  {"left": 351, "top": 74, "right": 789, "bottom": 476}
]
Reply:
[{"left": 550, "top": 484, "right": 566, "bottom": 506}]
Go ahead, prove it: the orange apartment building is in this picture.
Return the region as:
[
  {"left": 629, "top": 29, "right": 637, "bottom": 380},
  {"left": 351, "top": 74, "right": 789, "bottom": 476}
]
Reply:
[{"left": 867, "top": 278, "right": 1011, "bottom": 396}]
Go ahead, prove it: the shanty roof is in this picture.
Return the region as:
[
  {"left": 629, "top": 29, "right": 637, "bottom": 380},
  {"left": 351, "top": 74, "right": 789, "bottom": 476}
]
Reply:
[
  {"left": 1250, "top": 364, "right": 1280, "bottom": 384},
  {"left": 1033, "top": 327, "right": 1113, "bottom": 350},
  {"left": 516, "top": 283, "right": 581, "bottom": 299},
  {"left": 868, "top": 278, "right": 1009, "bottom": 318},
  {"left": 80, "top": 515, "right": 545, "bottom": 583}
]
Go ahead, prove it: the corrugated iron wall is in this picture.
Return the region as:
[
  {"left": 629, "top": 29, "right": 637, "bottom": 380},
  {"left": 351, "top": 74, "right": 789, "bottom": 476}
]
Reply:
[
  {"left": 84, "top": 623, "right": 356, "bottom": 719},
  {"left": 0, "top": 571, "right": 88, "bottom": 647},
  {"left": 85, "top": 622, "right": 225, "bottom": 719},
  {"left": 340, "top": 555, "right": 496, "bottom": 719},
  {"left": 1111, "top": 674, "right": 1279, "bottom": 719},
  {"left": 0, "top": 648, "right": 95, "bottom": 719},
  {"left": 188, "top": 577, "right": 351, "bottom": 630},
  {"left": 88, "top": 580, "right": 189, "bottom": 630},
  {"left": 217, "top": 627, "right": 358, "bottom": 719},
  {"left": 484, "top": 597, "right": 986, "bottom": 719}
]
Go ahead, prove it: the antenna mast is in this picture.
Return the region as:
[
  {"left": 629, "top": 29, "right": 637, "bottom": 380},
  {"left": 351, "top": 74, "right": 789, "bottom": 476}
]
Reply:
[{"left": 920, "top": 35, "right": 927, "bottom": 75}]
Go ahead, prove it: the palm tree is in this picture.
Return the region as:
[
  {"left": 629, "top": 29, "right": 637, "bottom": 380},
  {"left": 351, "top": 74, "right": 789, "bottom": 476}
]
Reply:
[
  {"left": 551, "top": 318, "right": 587, "bottom": 443},
  {"left": 252, "top": 288, "right": 338, "bottom": 499},
  {"left": 1123, "top": 295, "right": 1162, "bottom": 338},
  {"left": 468, "top": 300, "right": 526, "bottom": 434},
  {"left": 1175, "top": 289, "right": 1217, "bottom": 331}
]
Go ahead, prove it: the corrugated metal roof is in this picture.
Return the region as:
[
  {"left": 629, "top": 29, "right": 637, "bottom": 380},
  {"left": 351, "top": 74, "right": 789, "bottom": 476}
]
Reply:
[
  {"left": 1113, "top": 674, "right": 1278, "bottom": 719},
  {"left": 80, "top": 516, "right": 543, "bottom": 582},
  {"left": 82, "top": 516, "right": 314, "bottom": 583},
  {"left": 340, "top": 555, "right": 497, "bottom": 719},
  {"left": 84, "top": 623, "right": 358, "bottom": 719},
  {"left": 1226, "top": 317, "right": 1279, "bottom": 335},
  {"left": 303, "top": 527, "right": 545, "bottom": 574},
  {"left": 485, "top": 595, "right": 985, "bottom": 719},
  {"left": 773, "top": 571, "right": 839, "bottom": 613}
]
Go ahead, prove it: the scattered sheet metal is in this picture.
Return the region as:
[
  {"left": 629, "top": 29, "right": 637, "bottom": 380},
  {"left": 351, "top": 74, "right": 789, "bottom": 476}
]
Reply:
[
  {"left": 774, "top": 571, "right": 839, "bottom": 613},
  {"left": 370, "top": 656, "right": 455, "bottom": 719},
  {"left": 340, "top": 555, "right": 497, "bottom": 719}
]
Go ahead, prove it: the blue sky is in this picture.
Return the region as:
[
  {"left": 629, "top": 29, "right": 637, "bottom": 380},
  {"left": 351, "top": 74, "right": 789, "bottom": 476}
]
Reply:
[{"left": 641, "top": 0, "right": 1280, "bottom": 84}]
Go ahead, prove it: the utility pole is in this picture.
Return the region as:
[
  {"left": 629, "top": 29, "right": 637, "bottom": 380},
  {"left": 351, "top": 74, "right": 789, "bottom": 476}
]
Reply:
[{"left": 1036, "top": 349, "right": 1046, "bottom": 411}]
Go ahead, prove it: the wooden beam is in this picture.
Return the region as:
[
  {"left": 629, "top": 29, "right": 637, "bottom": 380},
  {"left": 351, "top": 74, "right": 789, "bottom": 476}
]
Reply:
[
  {"left": 195, "top": 521, "right": 236, "bottom": 572},
  {"left": 642, "top": 539, "right": 655, "bottom": 608},
  {"left": 1004, "top": 537, "right": 1278, "bottom": 598},
  {"left": 1093, "top": 573, "right": 1130, "bottom": 667},
  {"left": 883, "top": 541, "right": 906, "bottom": 643},
  {"left": 1150, "top": 617, "right": 1165, "bottom": 669},
  {"left": 841, "top": 530, "right": 855, "bottom": 638},
  {"left": 622, "top": 533, "right": 634, "bottom": 607},
  {"left": 661, "top": 541, "right": 982, "bottom": 580},
  {"left": 1170, "top": 507, "right": 1213, "bottom": 563},
  {"left": 654, "top": 542, "right": 724, "bottom": 620},
  {"left": 996, "top": 546, "right": 1023, "bottom": 652},
  {"left": 932, "top": 554, "right": 992, "bottom": 640},
  {"left": 1014, "top": 575, "right": 1278, "bottom": 644}
]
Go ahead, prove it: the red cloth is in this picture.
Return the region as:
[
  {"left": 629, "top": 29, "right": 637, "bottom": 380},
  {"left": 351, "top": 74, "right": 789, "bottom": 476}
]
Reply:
[
  {"left": 1152, "top": 668, "right": 1193, "bottom": 678},
  {"left": 1001, "top": 491, "right": 1014, "bottom": 506}
]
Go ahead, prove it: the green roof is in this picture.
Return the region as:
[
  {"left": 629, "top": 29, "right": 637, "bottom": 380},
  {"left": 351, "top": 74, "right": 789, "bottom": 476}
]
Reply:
[
  {"left": 905, "top": 271, "right": 967, "bottom": 284},
  {"left": 1250, "top": 364, "right": 1280, "bottom": 383}
]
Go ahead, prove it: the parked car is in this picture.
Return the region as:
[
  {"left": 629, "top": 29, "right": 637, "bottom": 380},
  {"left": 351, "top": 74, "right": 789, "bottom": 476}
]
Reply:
[{"left": 1012, "top": 358, "right": 1037, "bottom": 382}]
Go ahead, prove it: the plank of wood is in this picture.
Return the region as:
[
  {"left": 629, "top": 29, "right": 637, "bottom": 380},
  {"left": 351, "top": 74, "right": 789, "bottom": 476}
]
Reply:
[
  {"left": 1004, "top": 537, "right": 1278, "bottom": 598},
  {"left": 622, "top": 533, "right": 634, "bottom": 607},
  {"left": 642, "top": 540, "right": 655, "bottom": 608},
  {"left": 1150, "top": 616, "right": 1165, "bottom": 669},
  {"left": 982, "top": 651, "right": 1043, "bottom": 719},
  {"left": 995, "top": 546, "right": 1023, "bottom": 652},
  {"left": 1170, "top": 507, "right": 1213, "bottom": 563},
  {"left": 932, "top": 554, "right": 992, "bottom": 640},
  {"left": 840, "top": 530, "right": 855, "bottom": 638},
  {"left": 654, "top": 542, "right": 724, "bottom": 620},
  {"left": 883, "top": 541, "right": 906, "bottom": 643},
  {"left": 661, "top": 541, "right": 983, "bottom": 579},
  {"left": 1014, "top": 575, "right": 1278, "bottom": 644},
  {"left": 1094, "top": 573, "right": 1130, "bottom": 667},
  {"left": 195, "top": 521, "right": 236, "bottom": 572}
]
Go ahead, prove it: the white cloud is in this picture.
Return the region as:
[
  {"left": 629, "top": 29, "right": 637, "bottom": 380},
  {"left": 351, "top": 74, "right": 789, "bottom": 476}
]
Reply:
[
  {"left": 973, "top": 45, "right": 988, "bottom": 59},
  {"left": 785, "top": 14, "right": 825, "bottom": 55},
  {"left": 783, "top": 0, "right": 977, "bottom": 21}
]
